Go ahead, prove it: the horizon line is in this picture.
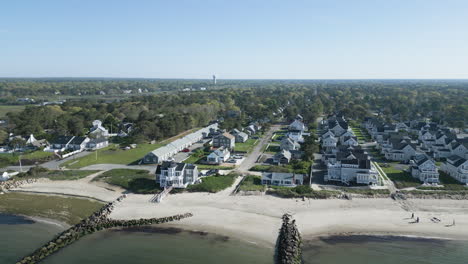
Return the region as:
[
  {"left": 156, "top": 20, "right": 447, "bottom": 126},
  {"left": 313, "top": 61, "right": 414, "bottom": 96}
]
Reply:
[{"left": 1, "top": 77, "right": 468, "bottom": 81}]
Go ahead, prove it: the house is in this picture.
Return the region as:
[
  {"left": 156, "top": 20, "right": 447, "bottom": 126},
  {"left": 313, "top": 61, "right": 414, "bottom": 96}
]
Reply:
[
  {"left": 86, "top": 137, "right": 109, "bottom": 150},
  {"left": 272, "top": 149, "right": 292, "bottom": 164},
  {"left": 441, "top": 156, "right": 468, "bottom": 184},
  {"left": 46, "top": 136, "right": 89, "bottom": 152},
  {"left": 289, "top": 120, "right": 306, "bottom": 132},
  {"left": 230, "top": 128, "right": 241, "bottom": 135},
  {"left": 235, "top": 132, "right": 249, "bottom": 143},
  {"left": 321, "top": 134, "right": 337, "bottom": 149},
  {"left": 280, "top": 137, "right": 301, "bottom": 151},
  {"left": 261, "top": 172, "right": 304, "bottom": 187},
  {"left": 26, "top": 134, "right": 48, "bottom": 149},
  {"left": 143, "top": 124, "right": 218, "bottom": 164},
  {"left": 245, "top": 125, "right": 256, "bottom": 135},
  {"left": 325, "top": 154, "right": 379, "bottom": 185},
  {"left": 206, "top": 147, "right": 230, "bottom": 164},
  {"left": 341, "top": 136, "right": 359, "bottom": 146},
  {"left": 155, "top": 161, "right": 199, "bottom": 188},
  {"left": 384, "top": 143, "right": 417, "bottom": 161},
  {"left": 212, "top": 132, "right": 235, "bottom": 149},
  {"left": 451, "top": 140, "right": 468, "bottom": 159},
  {"left": 89, "top": 120, "right": 109, "bottom": 138},
  {"left": 287, "top": 130, "right": 304, "bottom": 143},
  {"left": 410, "top": 155, "right": 439, "bottom": 183}
]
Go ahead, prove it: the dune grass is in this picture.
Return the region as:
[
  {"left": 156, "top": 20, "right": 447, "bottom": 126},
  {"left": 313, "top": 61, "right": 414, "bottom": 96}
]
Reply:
[
  {"left": 93, "top": 168, "right": 159, "bottom": 194},
  {"left": 0, "top": 192, "right": 103, "bottom": 225}
]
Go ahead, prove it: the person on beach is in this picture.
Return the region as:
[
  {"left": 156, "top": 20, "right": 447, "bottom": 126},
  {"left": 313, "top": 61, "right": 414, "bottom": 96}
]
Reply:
[
  {"left": 416, "top": 217, "right": 419, "bottom": 223},
  {"left": 453, "top": 219, "right": 455, "bottom": 226},
  {"left": 411, "top": 213, "right": 414, "bottom": 219}
]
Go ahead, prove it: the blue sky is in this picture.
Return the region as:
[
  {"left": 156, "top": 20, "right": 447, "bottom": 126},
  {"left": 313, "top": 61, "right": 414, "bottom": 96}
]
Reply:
[{"left": 1, "top": 0, "right": 468, "bottom": 79}]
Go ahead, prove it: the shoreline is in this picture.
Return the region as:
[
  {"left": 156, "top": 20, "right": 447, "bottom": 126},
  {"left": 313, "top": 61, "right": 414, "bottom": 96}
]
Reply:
[{"left": 0, "top": 212, "right": 70, "bottom": 230}]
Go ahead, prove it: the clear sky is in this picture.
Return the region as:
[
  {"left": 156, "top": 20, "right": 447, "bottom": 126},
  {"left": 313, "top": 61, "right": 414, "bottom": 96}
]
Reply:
[{"left": 1, "top": 0, "right": 468, "bottom": 79}]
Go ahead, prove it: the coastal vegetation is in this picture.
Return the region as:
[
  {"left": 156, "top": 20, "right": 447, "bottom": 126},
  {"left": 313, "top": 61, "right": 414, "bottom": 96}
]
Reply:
[
  {"left": 0, "top": 150, "right": 54, "bottom": 168},
  {"left": 16, "top": 167, "right": 99, "bottom": 181},
  {"left": 378, "top": 165, "right": 420, "bottom": 189},
  {"left": 92, "top": 169, "right": 158, "bottom": 194},
  {"left": 187, "top": 173, "right": 238, "bottom": 193},
  {"left": 0, "top": 193, "right": 103, "bottom": 225},
  {"left": 238, "top": 175, "right": 266, "bottom": 192},
  {"left": 267, "top": 185, "right": 340, "bottom": 199}
]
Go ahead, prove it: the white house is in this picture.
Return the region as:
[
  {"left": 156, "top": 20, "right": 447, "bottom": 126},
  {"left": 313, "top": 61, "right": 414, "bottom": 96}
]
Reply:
[
  {"left": 410, "top": 155, "right": 439, "bottom": 183},
  {"left": 451, "top": 141, "right": 468, "bottom": 159},
  {"left": 86, "top": 137, "right": 109, "bottom": 150},
  {"left": 235, "top": 132, "right": 249, "bottom": 143},
  {"left": 280, "top": 137, "right": 301, "bottom": 151},
  {"left": 384, "top": 143, "right": 417, "bottom": 161},
  {"left": 45, "top": 136, "right": 90, "bottom": 152},
  {"left": 206, "top": 147, "right": 230, "bottom": 164},
  {"left": 325, "top": 158, "right": 379, "bottom": 185},
  {"left": 289, "top": 120, "right": 306, "bottom": 132},
  {"left": 321, "top": 134, "right": 337, "bottom": 149},
  {"left": 287, "top": 130, "right": 304, "bottom": 143},
  {"left": 261, "top": 172, "right": 304, "bottom": 187},
  {"left": 155, "top": 161, "right": 199, "bottom": 188},
  {"left": 272, "top": 149, "right": 292, "bottom": 164},
  {"left": 341, "top": 136, "right": 359, "bottom": 146},
  {"left": 89, "top": 120, "right": 109, "bottom": 138},
  {"left": 441, "top": 156, "right": 468, "bottom": 184}
]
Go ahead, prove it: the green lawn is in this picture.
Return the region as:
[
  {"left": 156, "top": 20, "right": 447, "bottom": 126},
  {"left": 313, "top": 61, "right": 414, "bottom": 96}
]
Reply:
[
  {"left": 0, "top": 192, "right": 103, "bottom": 225},
  {"left": 187, "top": 173, "right": 238, "bottom": 193},
  {"left": 93, "top": 168, "right": 158, "bottom": 194},
  {"left": 250, "top": 160, "right": 312, "bottom": 174},
  {"left": 351, "top": 126, "right": 371, "bottom": 142},
  {"left": 265, "top": 145, "right": 280, "bottom": 154},
  {"left": 63, "top": 143, "right": 162, "bottom": 169},
  {"left": 379, "top": 164, "right": 420, "bottom": 189},
  {"left": 238, "top": 175, "right": 266, "bottom": 192},
  {"left": 234, "top": 138, "right": 259, "bottom": 153},
  {"left": 196, "top": 164, "right": 235, "bottom": 170},
  {"left": 0, "top": 105, "right": 26, "bottom": 117}
]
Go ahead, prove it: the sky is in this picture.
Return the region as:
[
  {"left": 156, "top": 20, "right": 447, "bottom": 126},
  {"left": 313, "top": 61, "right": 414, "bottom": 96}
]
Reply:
[{"left": 1, "top": 0, "right": 468, "bottom": 79}]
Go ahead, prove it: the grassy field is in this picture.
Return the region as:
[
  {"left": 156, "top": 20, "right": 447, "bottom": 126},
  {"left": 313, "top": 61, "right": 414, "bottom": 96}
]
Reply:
[
  {"left": 379, "top": 164, "right": 420, "bottom": 188},
  {"left": 234, "top": 138, "right": 259, "bottom": 153},
  {"left": 0, "top": 150, "right": 54, "bottom": 168},
  {"left": 351, "top": 126, "right": 371, "bottom": 142},
  {"left": 0, "top": 105, "right": 26, "bottom": 117},
  {"left": 93, "top": 169, "right": 158, "bottom": 194},
  {"left": 63, "top": 143, "right": 162, "bottom": 169},
  {"left": 238, "top": 175, "right": 266, "bottom": 192},
  {"left": 187, "top": 173, "right": 238, "bottom": 193},
  {"left": 0, "top": 193, "right": 103, "bottom": 225}
]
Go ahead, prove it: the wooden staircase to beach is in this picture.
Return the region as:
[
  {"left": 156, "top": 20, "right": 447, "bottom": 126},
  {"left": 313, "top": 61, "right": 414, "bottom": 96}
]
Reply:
[{"left": 150, "top": 186, "right": 173, "bottom": 203}]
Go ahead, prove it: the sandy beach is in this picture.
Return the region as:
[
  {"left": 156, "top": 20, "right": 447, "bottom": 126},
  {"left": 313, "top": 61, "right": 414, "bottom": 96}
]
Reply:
[
  {"left": 110, "top": 192, "right": 468, "bottom": 247},
  {"left": 9, "top": 177, "right": 468, "bottom": 247}
]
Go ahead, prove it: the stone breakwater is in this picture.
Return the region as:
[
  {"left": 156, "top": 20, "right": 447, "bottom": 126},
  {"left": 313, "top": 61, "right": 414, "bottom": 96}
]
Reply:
[
  {"left": 16, "top": 195, "right": 193, "bottom": 264},
  {"left": 276, "top": 214, "right": 302, "bottom": 264},
  {"left": 0, "top": 178, "right": 40, "bottom": 193}
]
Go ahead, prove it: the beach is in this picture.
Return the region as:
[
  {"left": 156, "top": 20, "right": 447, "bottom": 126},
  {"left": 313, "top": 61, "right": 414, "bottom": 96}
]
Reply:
[
  {"left": 9, "top": 178, "right": 468, "bottom": 246},
  {"left": 110, "top": 192, "right": 468, "bottom": 246}
]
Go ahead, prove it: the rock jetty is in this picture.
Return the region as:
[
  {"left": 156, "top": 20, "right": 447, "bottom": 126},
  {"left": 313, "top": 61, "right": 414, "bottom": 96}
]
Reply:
[
  {"left": 16, "top": 195, "right": 193, "bottom": 264},
  {"left": 276, "top": 214, "right": 302, "bottom": 264}
]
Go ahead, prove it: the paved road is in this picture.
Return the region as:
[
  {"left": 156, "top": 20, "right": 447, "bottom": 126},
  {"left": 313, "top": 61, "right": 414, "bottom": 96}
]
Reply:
[{"left": 236, "top": 125, "right": 281, "bottom": 173}]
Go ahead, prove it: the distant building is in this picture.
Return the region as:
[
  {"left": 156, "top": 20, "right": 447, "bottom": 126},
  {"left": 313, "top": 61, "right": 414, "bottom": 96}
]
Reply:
[
  {"left": 89, "top": 120, "right": 109, "bottom": 138},
  {"left": 207, "top": 147, "right": 230, "bottom": 164},
  {"left": 212, "top": 132, "right": 235, "bottom": 149},
  {"left": 212, "top": 75, "right": 216, "bottom": 85}
]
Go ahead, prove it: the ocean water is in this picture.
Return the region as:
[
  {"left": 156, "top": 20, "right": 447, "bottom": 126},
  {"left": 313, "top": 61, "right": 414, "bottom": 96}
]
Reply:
[
  {"left": 303, "top": 235, "right": 468, "bottom": 264},
  {"left": 3, "top": 213, "right": 468, "bottom": 264},
  {"left": 0, "top": 213, "right": 64, "bottom": 263}
]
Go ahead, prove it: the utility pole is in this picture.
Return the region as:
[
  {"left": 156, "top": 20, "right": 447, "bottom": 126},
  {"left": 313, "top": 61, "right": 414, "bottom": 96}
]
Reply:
[
  {"left": 19, "top": 154, "right": 23, "bottom": 173},
  {"left": 96, "top": 149, "right": 98, "bottom": 161}
]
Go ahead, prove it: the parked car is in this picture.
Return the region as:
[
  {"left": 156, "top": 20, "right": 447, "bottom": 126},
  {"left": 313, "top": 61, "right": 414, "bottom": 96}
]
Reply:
[
  {"left": 233, "top": 155, "right": 243, "bottom": 159},
  {"left": 227, "top": 159, "right": 237, "bottom": 163},
  {"left": 182, "top": 148, "right": 190, "bottom": 152},
  {"left": 205, "top": 169, "right": 219, "bottom": 176}
]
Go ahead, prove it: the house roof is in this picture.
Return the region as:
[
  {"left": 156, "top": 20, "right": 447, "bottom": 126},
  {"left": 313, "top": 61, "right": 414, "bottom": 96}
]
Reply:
[
  {"left": 70, "top": 137, "right": 88, "bottom": 145},
  {"left": 263, "top": 172, "right": 304, "bottom": 182},
  {"left": 52, "top": 136, "right": 74, "bottom": 145}
]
